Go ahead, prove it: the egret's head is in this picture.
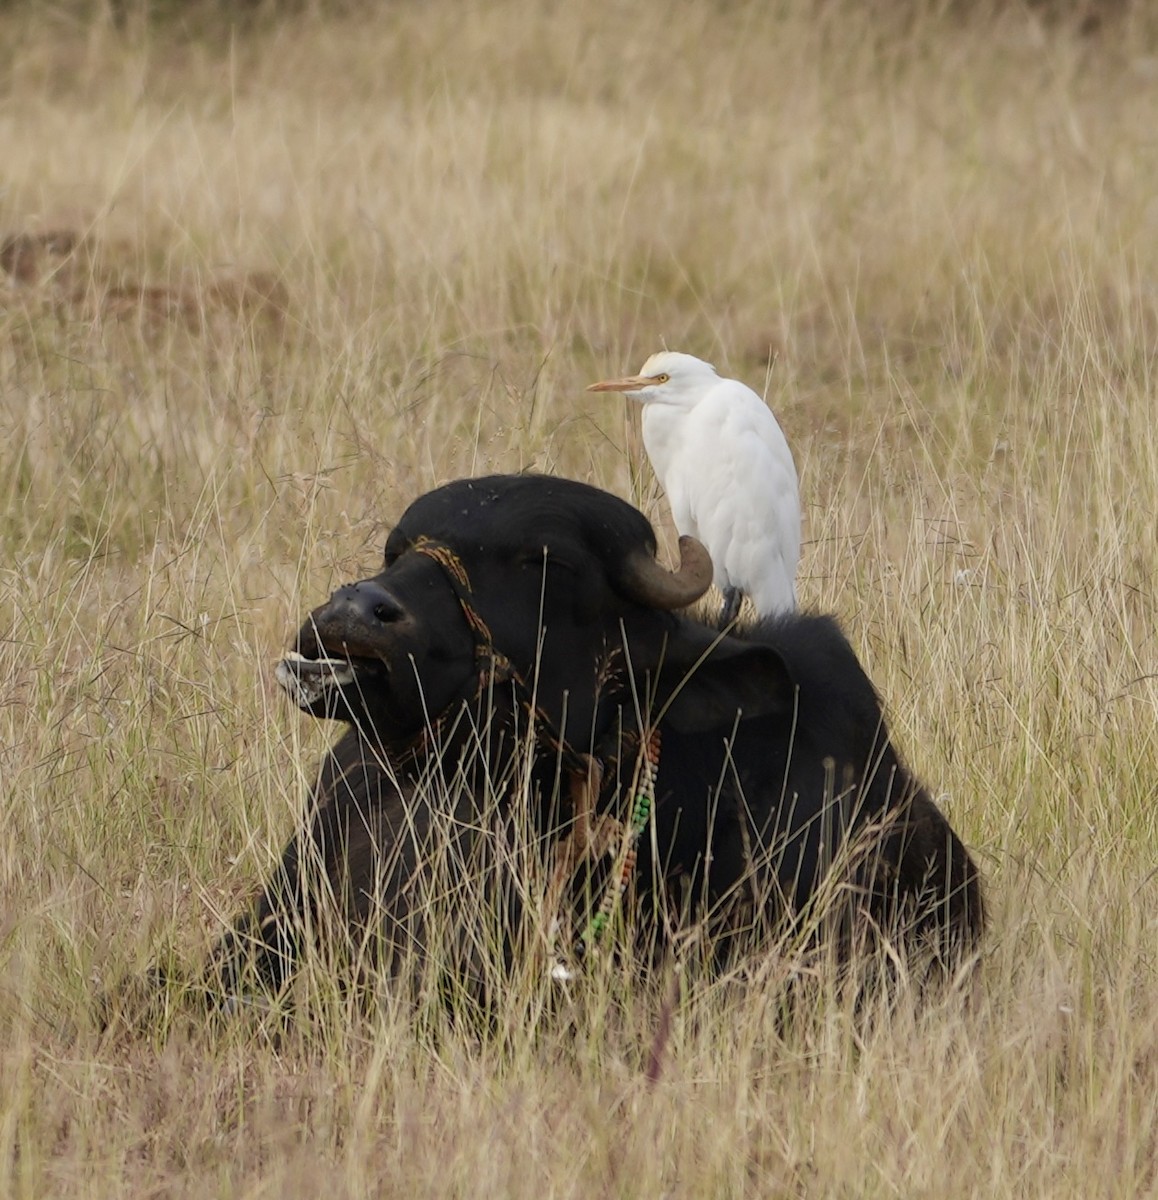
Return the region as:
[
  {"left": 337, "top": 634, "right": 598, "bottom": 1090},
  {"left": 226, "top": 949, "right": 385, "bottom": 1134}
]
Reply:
[{"left": 587, "top": 351, "right": 719, "bottom": 407}]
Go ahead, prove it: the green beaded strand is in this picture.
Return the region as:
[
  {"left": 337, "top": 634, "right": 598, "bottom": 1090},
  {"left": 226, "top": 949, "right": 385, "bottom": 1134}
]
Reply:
[{"left": 573, "top": 729, "right": 661, "bottom": 960}]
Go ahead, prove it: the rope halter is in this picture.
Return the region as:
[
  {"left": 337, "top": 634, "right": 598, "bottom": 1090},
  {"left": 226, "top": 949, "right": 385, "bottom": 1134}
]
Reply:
[{"left": 406, "top": 535, "right": 663, "bottom": 977}]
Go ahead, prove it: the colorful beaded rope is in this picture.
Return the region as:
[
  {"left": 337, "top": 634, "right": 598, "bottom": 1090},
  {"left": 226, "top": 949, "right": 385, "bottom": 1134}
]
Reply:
[{"left": 572, "top": 727, "right": 662, "bottom": 960}]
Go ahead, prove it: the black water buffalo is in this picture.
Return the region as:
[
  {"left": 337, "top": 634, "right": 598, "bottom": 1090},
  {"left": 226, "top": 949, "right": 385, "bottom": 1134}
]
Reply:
[{"left": 210, "top": 474, "right": 983, "bottom": 1001}]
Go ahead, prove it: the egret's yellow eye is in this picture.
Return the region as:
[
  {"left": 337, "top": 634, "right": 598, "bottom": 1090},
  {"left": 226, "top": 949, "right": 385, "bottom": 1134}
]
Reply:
[{"left": 655, "top": 373, "right": 670, "bottom": 383}]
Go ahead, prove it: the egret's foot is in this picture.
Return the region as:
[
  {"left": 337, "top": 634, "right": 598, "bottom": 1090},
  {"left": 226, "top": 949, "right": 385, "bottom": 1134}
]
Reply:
[{"left": 721, "top": 587, "right": 743, "bottom": 625}]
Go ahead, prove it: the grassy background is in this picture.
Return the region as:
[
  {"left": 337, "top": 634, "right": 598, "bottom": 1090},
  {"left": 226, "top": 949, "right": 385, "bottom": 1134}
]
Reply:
[{"left": 2, "top": 1, "right": 1157, "bottom": 1194}]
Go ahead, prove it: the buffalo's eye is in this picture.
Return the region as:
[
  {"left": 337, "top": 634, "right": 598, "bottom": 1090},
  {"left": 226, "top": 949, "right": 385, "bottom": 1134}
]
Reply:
[{"left": 383, "top": 533, "right": 410, "bottom": 566}]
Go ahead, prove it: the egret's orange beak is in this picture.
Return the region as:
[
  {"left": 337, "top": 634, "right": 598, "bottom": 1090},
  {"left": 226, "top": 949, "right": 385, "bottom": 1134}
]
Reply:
[{"left": 586, "top": 374, "right": 656, "bottom": 394}]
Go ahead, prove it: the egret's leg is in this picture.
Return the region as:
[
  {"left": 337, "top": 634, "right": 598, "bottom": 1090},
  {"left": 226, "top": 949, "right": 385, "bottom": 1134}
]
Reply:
[{"left": 721, "top": 587, "right": 742, "bottom": 625}]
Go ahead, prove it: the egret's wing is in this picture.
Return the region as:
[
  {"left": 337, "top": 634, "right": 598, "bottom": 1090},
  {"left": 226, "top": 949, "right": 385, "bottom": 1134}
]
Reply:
[{"left": 686, "top": 386, "right": 801, "bottom": 614}]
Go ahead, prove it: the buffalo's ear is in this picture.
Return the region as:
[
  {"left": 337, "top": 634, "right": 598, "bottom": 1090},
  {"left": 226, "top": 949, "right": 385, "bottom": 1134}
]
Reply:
[{"left": 655, "top": 625, "right": 796, "bottom": 733}]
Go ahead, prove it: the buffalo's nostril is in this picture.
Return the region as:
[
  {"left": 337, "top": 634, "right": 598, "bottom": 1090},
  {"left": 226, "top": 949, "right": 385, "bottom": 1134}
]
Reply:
[{"left": 330, "top": 581, "right": 406, "bottom": 626}]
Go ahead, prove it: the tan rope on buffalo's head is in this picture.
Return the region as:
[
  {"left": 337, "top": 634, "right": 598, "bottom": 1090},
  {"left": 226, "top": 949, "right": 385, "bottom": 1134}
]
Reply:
[
  {"left": 410, "top": 536, "right": 471, "bottom": 590},
  {"left": 407, "top": 536, "right": 592, "bottom": 775},
  {"left": 411, "top": 537, "right": 498, "bottom": 653}
]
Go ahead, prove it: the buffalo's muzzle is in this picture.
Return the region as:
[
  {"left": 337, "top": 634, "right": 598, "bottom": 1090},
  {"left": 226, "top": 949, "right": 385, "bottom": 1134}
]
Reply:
[{"left": 274, "top": 581, "right": 407, "bottom": 711}]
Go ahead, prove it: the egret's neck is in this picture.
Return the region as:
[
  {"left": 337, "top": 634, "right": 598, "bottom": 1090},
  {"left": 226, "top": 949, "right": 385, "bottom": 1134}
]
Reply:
[{"left": 639, "top": 401, "right": 687, "bottom": 477}]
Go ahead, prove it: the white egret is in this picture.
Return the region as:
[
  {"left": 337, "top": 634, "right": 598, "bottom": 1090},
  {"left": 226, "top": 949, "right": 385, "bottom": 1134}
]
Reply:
[{"left": 588, "top": 351, "right": 800, "bottom": 623}]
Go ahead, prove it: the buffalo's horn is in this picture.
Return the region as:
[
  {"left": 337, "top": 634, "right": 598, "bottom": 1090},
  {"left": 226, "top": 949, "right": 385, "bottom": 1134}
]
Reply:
[{"left": 616, "top": 535, "right": 713, "bottom": 610}]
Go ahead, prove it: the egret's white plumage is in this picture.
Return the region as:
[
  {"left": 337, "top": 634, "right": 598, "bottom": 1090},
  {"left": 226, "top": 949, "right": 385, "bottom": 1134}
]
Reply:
[{"left": 588, "top": 351, "right": 800, "bottom": 621}]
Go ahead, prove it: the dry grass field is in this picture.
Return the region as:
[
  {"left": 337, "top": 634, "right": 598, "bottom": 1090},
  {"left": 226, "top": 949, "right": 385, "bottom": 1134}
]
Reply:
[{"left": 2, "top": 1, "right": 1157, "bottom": 1195}]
